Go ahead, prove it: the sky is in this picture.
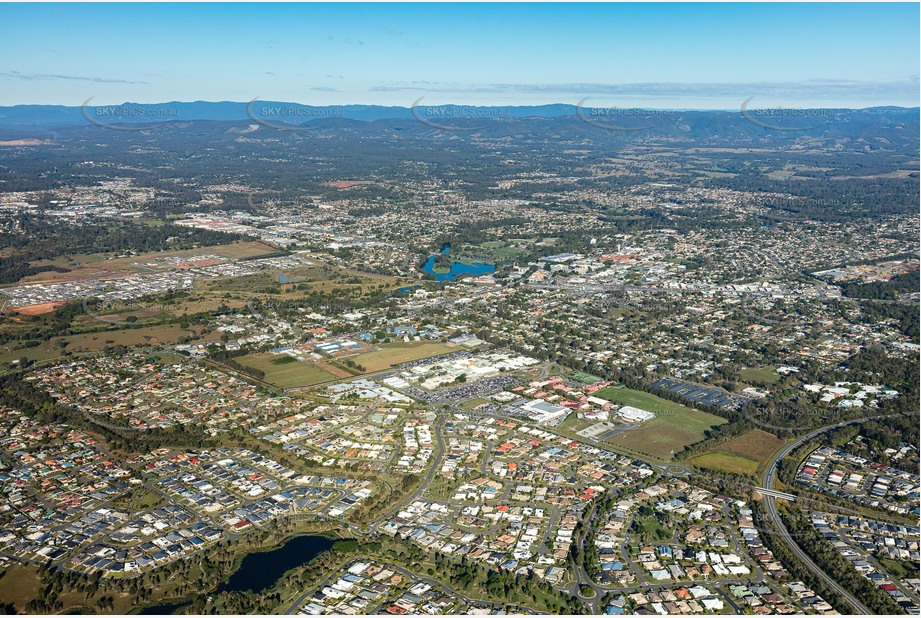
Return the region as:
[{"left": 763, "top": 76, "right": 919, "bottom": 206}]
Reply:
[{"left": 1, "top": 2, "right": 919, "bottom": 109}]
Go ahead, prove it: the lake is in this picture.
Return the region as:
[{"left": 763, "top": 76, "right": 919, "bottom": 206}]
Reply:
[
  {"left": 420, "top": 243, "right": 495, "bottom": 282},
  {"left": 135, "top": 534, "right": 335, "bottom": 614}
]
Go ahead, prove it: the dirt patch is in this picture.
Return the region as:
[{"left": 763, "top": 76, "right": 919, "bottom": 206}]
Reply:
[{"left": 12, "top": 301, "right": 68, "bottom": 315}]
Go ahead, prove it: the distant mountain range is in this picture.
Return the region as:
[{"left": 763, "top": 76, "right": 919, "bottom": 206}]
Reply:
[
  {"left": 0, "top": 100, "right": 917, "bottom": 127},
  {"left": 0, "top": 102, "right": 916, "bottom": 155},
  {"left": 0, "top": 101, "right": 580, "bottom": 126}
]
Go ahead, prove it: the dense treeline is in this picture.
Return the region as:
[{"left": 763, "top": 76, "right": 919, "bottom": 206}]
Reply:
[
  {"left": 841, "top": 270, "right": 919, "bottom": 300},
  {"left": 844, "top": 344, "right": 920, "bottom": 404},
  {"left": 0, "top": 300, "right": 85, "bottom": 347},
  {"left": 859, "top": 300, "right": 920, "bottom": 339}
]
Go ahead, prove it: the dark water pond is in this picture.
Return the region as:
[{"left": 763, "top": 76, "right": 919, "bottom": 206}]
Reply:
[{"left": 136, "top": 534, "right": 335, "bottom": 614}]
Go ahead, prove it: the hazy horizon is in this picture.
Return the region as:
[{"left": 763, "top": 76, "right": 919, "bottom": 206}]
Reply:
[{"left": 5, "top": 98, "right": 919, "bottom": 111}]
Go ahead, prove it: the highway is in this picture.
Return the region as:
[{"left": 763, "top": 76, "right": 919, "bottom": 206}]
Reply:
[{"left": 759, "top": 414, "right": 904, "bottom": 615}]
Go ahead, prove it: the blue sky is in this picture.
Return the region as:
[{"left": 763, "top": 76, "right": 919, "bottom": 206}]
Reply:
[{"left": 1, "top": 2, "right": 918, "bottom": 108}]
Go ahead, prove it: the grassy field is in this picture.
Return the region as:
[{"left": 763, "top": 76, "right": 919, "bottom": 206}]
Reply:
[
  {"left": 719, "top": 429, "right": 786, "bottom": 464},
  {"left": 471, "top": 240, "right": 532, "bottom": 261},
  {"left": 202, "top": 262, "right": 405, "bottom": 297},
  {"left": 595, "top": 387, "right": 727, "bottom": 460},
  {"left": 689, "top": 451, "right": 759, "bottom": 475},
  {"left": 0, "top": 325, "right": 217, "bottom": 367},
  {"left": 18, "top": 241, "right": 279, "bottom": 284},
  {"left": 559, "top": 412, "right": 597, "bottom": 435},
  {"left": 355, "top": 341, "right": 454, "bottom": 373},
  {"left": 633, "top": 511, "right": 674, "bottom": 540},
  {"left": 0, "top": 325, "right": 224, "bottom": 375},
  {"left": 0, "top": 565, "right": 41, "bottom": 612},
  {"left": 738, "top": 367, "right": 781, "bottom": 384},
  {"left": 59, "top": 324, "right": 200, "bottom": 351},
  {"left": 688, "top": 429, "right": 786, "bottom": 475},
  {"left": 237, "top": 353, "right": 340, "bottom": 388},
  {"left": 0, "top": 344, "right": 63, "bottom": 367},
  {"left": 111, "top": 486, "right": 167, "bottom": 511}
]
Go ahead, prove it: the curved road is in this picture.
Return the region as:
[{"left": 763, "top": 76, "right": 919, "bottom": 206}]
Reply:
[{"left": 760, "top": 414, "right": 905, "bottom": 615}]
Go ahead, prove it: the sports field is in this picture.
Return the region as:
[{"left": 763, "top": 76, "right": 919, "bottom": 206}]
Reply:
[
  {"left": 738, "top": 367, "right": 780, "bottom": 384},
  {"left": 595, "top": 386, "right": 727, "bottom": 460}
]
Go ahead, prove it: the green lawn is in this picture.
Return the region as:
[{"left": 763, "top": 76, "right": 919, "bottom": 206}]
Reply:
[
  {"left": 237, "top": 353, "right": 340, "bottom": 388},
  {"left": 0, "top": 345, "right": 62, "bottom": 367},
  {"left": 571, "top": 371, "right": 603, "bottom": 384},
  {"left": 878, "top": 558, "right": 914, "bottom": 580},
  {"left": 595, "top": 387, "right": 725, "bottom": 434},
  {"left": 689, "top": 451, "right": 759, "bottom": 475},
  {"left": 560, "top": 411, "right": 596, "bottom": 434},
  {"left": 738, "top": 367, "right": 780, "bottom": 385},
  {"left": 595, "top": 387, "right": 727, "bottom": 461},
  {"left": 633, "top": 512, "right": 674, "bottom": 541}
]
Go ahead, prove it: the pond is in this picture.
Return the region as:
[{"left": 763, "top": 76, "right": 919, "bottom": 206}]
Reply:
[
  {"left": 217, "top": 534, "right": 335, "bottom": 594},
  {"left": 135, "top": 534, "right": 335, "bottom": 614}
]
